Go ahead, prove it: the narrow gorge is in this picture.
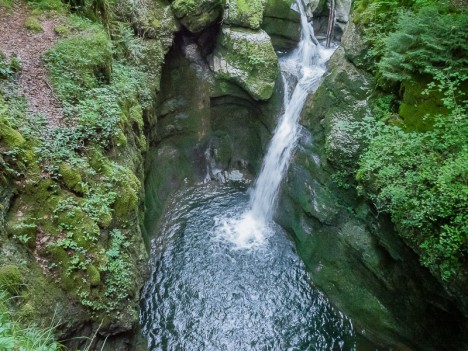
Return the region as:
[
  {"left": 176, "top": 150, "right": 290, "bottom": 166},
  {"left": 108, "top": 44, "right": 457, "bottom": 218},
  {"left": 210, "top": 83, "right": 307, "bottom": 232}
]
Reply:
[{"left": 0, "top": 0, "right": 467, "bottom": 350}]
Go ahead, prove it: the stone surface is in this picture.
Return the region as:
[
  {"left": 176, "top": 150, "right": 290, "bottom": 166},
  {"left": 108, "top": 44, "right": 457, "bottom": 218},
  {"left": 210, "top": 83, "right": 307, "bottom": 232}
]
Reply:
[
  {"left": 262, "top": 0, "right": 301, "bottom": 50},
  {"left": 277, "top": 45, "right": 468, "bottom": 350},
  {"left": 340, "top": 18, "right": 368, "bottom": 68},
  {"left": 209, "top": 27, "right": 279, "bottom": 101},
  {"left": 170, "top": 0, "right": 223, "bottom": 33},
  {"left": 224, "top": 0, "right": 265, "bottom": 29},
  {"left": 145, "top": 35, "right": 280, "bottom": 235},
  {"left": 115, "top": 0, "right": 179, "bottom": 41},
  {"left": 306, "top": 47, "right": 371, "bottom": 171},
  {"left": 310, "top": 0, "right": 352, "bottom": 41}
]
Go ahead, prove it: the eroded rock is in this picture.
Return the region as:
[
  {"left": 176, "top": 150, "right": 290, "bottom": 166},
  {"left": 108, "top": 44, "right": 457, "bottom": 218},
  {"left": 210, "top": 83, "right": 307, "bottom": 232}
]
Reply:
[{"left": 209, "top": 27, "right": 278, "bottom": 101}]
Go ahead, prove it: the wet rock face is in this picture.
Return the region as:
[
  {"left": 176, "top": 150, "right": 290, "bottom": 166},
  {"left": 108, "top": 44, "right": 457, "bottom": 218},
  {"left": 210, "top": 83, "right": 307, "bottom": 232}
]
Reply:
[
  {"left": 262, "top": 0, "right": 301, "bottom": 50},
  {"left": 145, "top": 34, "right": 281, "bottom": 234},
  {"left": 209, "top": 27, "right": 279, "bottom": 101},
  {"left": 277, "top": 22, "right": 468, "bottom": 351},
  {"left": 309, "top": 0, "right": 352, "bottom": 41}
]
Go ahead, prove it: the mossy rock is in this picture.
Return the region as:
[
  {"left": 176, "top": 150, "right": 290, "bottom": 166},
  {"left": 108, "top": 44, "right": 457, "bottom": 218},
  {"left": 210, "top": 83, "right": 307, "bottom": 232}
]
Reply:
[
  {"left": 224, "top": 0, "right": 265, "bottom": 29},
  {"left": 114, "top": 0, "right": 179, "bottom": 41},
  {"left": 210, "top": 27, "right": 278, "bottom": 101},
  {"left": 87, "top": 264, "right": 101, "bottom": 287},
  {"left": 171, "top": 0, "right": 224, "bottom": 33},
  {"left": 399, "top": 79, "right": 448, "bottom": 132},
  {"left": 0, "top": 116, "right": 26, "bottom": 147},
  {"left": 59, "top": 162, "right": 83, "bottom": 194},
  {"left": 0, "top": 265, "right": 22, "bottom": 295},
  {"left": 264, "top": 0, "right": 295, "bottom": 18},
  {"left": 113, "top": 184, "right": 139, "bottom": 218}
]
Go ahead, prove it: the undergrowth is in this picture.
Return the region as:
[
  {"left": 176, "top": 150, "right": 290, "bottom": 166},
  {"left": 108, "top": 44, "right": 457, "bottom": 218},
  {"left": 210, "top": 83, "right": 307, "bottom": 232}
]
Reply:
[
  {"left": 349, "top": 0, "right": 468, "bottom": 283},
  {"left": 0, "top": 291, "right": 63, "bottom": 351},
  {"left": 0, "top": 0, "right": 151, "bottom": 322}
]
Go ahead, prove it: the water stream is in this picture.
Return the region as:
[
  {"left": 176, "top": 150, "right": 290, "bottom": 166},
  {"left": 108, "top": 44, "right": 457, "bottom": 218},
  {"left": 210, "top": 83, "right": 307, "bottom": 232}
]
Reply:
[
  {"left": 218, "top": 1, "right": 335, "bottom": 249},
  {"left": 140, "top": 186, "right": 356, "bottom": 350},
  {"left": 139, "top": 1, "right": 353, "bottom": 350}
]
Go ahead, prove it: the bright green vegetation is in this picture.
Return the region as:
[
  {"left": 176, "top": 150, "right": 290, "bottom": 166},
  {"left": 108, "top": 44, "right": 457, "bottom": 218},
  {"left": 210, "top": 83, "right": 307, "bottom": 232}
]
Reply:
[
  {"left": 0, "top": 291, "right": 63, "bottom": 351},
  {"left": 24, "top": 16, "right": 43, "bottom": 32},
  {"left": 351, "top": 0, "right": 468, "bottom": 285},
  {"left": 357, "top": 83, "right": 467, "bottom": 282},
  {"left": 225, "top": 0, "right": 265, "bottom": 29},
  {"left": 0, "top": 2, "right": 158, "bottom": 333},
  {"left": 28, "top": 0, "right": 67, "bottom": 12}
]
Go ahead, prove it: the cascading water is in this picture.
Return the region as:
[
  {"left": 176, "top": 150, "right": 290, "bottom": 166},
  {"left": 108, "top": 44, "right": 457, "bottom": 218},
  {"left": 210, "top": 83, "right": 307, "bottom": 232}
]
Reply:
[
  {"left": 139, "top": 2, "right": 357, "bottom": 350},
  {"left": 219, "top": 1, "right": 336, "bottom": 249}
]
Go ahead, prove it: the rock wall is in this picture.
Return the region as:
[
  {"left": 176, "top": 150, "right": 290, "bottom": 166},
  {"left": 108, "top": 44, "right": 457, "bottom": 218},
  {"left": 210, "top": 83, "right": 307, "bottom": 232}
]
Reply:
[
  {"left": 277, "top": 22, "right": 468, "bottom": 350},
  {"left": 0, "top": 1, "right": 178, "bottom": 349},
  {"left": 144, "top": 0, "right": 283, "bottom": 236}
]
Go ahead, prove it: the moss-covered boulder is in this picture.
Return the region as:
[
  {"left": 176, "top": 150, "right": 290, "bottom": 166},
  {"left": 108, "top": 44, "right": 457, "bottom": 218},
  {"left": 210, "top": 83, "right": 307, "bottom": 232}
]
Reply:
[
  {"left": 171, "top": 0, "right": 223, "bottom": 33},
  {"left": 308, "top": 47, "right": 372, "bottom": 173},
  {"left": 0, "top": 265, "right": 22, "bottom": 295},
  {"left": 224, "top": 0, "right": 265, "bottom": 29},
  {"left": 59, "top": 162, "right": 83, "bottom": 194},
  {"left": 262, "top": 0, "right": 300, "bottom": 50},
  {"left": 114, "top": 0, "right": 179, "bottom": 40},
  {"left": 398, "top": 79, "right": 448, "bottom": 132},
  {"left": 209, "top": 27, "right": 278, "bottom": 101}
]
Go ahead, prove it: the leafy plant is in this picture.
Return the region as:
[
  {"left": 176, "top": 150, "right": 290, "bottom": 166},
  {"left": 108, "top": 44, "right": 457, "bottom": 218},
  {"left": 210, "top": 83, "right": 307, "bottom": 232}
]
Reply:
[
  {"left": 378, "top": 5, "right": 468, "bottom": 83},
  {"left": 0, "top": 291, "right": 63, "bottom": 351},
  {"left": 356, "top": 71, "right": 467, "bottom": 281}
]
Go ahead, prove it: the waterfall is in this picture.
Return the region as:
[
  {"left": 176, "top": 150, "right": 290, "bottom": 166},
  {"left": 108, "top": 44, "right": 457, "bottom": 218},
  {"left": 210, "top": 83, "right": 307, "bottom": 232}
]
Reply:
[{"left": 218, "top": 0, "right": 336, "bottom": 249}]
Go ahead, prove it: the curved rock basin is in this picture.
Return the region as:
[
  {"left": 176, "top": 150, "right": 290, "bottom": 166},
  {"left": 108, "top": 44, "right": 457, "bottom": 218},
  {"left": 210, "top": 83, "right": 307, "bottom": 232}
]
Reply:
[{"left": 140, "top": 185, "right": 356, "bottom": 351}]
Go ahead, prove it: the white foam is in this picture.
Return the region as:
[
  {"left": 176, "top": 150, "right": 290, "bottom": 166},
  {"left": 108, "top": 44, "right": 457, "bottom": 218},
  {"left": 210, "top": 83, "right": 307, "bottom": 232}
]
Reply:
[{"left": 215, "top": 211, "right": 269, "bottom": 250}]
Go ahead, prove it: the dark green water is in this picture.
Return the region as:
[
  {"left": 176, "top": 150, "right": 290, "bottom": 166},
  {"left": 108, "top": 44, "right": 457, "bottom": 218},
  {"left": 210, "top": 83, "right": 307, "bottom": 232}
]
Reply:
[{"left": 140, "top": 185, "right": 357, "bottom": 350}]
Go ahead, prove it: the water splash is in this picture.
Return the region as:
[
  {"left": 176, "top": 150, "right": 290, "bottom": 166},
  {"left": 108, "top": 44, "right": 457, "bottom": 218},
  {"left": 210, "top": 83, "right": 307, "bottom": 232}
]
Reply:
[{"left": 218, "top": 0, "right": 336, "bottom": 249}]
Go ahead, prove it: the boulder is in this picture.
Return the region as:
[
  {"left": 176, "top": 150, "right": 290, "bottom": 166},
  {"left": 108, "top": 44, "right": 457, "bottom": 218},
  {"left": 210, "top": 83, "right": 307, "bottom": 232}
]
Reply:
[
  {"left": 209, "top": 27, "right": 278, "bottom": 101},
  {"left": 171, "top": 0, "right": 224, "bottom": 33},
  {"left": 224, "top": 0, "right": 265, "bottom": 29},
  {"left": 262, "top": 0, "right": 301, "bottom": 50}
]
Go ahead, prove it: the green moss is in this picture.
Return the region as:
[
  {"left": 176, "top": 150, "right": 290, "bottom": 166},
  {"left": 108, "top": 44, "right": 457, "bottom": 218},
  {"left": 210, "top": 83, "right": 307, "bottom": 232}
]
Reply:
[
  {"left": 0, "top": 0, "right": 14, "bottom": 9},
  {"left": 87, "top": 264, "right": 101, "bottom": 286},
  {"left": 0, "top": 265, "right": 22, "bottom": 295},
  {"left": 45, "top": 24, "right": 112, "bottom": 102},
  {"left": 113, "top": 185, "right": 139, "bottom": 218},
  {"left": 212, "top": 27, "right": 279, "bottom": 100},
  {"left": 171, "top": 0, "right": 223, "bottom": 33},
  {"left": 114, "top": 130, "right": 128, "bottom": 147},
  {"left": 225, "top": 0, "right": 265, "bottom": 29},
  {"left": 54, "top": 24, "right": 70, "bottom": 36},
  {"left": 29, "top": 0, "right": 67, "bottom": 12},
  {"left": 399, "top": 80, "right": 448, "bottom": 132},
  {"left": 59, "top": 162, "right": 83, "bottom": 193},
  {"left": 0, "top": 117, "right": 25, "bottom": 147},
  {"left": 24, "top": 17, "right": 43, "bottom": 33}
]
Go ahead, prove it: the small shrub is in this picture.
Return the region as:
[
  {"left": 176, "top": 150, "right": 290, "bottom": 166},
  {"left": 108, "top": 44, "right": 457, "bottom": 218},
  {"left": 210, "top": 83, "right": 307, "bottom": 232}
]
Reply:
[
  {"left": 0, "top": 291, "right": 63, "bottom": 351},
  {"left": 24, "top": 17, "right": 43, "bottom": 33}
]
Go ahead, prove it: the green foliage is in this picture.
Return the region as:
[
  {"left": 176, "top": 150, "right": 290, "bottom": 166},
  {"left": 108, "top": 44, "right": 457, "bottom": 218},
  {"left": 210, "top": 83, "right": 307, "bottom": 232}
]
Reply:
[
  {"left": 0, "top": 266, "right": 22, "bottom": 295},
  {"left": 0, "top": 54, "right": 20, "bottom": 79},
  {"left": 356, "top": 74, "right": 468, "bottom": 281},
  {"left": 45, "top": 23, "right": 112, "bottom": 102},
  {"left": 0, "top": 291, "right": 63, "bottom": 351},
  {"left": 0, "top": 0, "right": 13, "bottom": 9},
  {"left": 378, "top": 6, "right": 468, "bottom": 83},
  {"left": 24, "top": 16, "right": 43, "bottom": 32},
  {"left": 28, "top": 0, "right": 68, "bottom": 12}
]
